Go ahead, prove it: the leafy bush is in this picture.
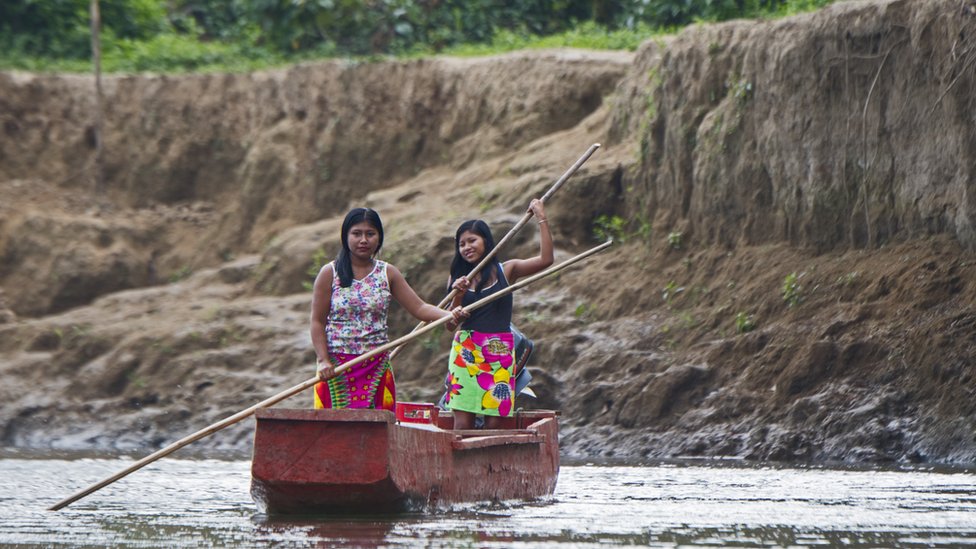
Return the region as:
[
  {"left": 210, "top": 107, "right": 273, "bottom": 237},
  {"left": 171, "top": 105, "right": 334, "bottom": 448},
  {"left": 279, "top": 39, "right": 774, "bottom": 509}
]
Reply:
[
  {"left": 0, "top": 0, "right": 168, "bottom": 58},
  {"left": 169, "top": 0, "right": 252, "bottom": 41},
  {"left": 631, "top": 0, "right": 834, "bottom": 27},
  {"left": 0, "top": 0, "right": 839, "bottom": 72},
  {"left": 782, "top": 271, "right": 802, "bottom": 307},
  {"left": 593, "top": 214, "right": 627, "bottom": 242},
  {"left": 734, "top": 311, "right": 756, "bottom": 333}
]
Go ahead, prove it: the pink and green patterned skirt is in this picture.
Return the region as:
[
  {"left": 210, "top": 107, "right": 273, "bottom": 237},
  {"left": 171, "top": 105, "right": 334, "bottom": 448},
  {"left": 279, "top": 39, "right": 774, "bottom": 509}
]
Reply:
[
  {"left": 445, "top": 330, "right": 515, "bottom": 417},
  {"left": 314, "top": 351, "right": 395, "bottom": 411}
]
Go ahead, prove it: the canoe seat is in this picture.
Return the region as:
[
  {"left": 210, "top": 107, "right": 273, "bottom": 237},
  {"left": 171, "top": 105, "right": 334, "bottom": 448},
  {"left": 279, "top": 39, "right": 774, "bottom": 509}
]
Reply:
[{"left": 451, "top": 431, "right": 546, "bottom": 451}]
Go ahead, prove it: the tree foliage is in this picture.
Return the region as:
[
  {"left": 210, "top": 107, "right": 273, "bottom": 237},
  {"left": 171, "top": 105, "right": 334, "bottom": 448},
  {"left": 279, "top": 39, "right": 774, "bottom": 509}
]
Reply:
[
  {"left": 0, "top": 0, "right": 836, "bottom": 68},
  {"left": 0, "top": 0, "right": 168, "bottom": 58}
]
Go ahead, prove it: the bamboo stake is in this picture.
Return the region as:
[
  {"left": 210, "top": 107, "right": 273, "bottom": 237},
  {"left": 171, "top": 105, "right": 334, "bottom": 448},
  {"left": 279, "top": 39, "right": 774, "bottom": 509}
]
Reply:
[
  {"left": 389, "top": 142, "right": 601, "bottom": 360},
  {"left": 90, "top": 0, "right": 104, "bottom": 195},
  {"left": 48, "top": 239, "right": 613, "bottom": 511}
]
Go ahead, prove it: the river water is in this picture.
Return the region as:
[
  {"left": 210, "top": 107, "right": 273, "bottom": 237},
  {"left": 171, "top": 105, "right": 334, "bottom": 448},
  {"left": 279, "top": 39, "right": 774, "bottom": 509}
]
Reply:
[{"left": 2, "top": 453, "right": 976, "bottom": 548}]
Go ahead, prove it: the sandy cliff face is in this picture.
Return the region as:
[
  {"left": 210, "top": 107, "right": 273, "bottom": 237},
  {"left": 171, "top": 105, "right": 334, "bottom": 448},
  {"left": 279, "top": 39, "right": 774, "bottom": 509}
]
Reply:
[
  {"left": 611, "top": 0, "right": 976, "bottom": 251},
  {"left": 0, "top": 51, "right": 628, "bottom": 316},
  {"left": 2, "top": 0, "right": 975, "bottom": 464}
]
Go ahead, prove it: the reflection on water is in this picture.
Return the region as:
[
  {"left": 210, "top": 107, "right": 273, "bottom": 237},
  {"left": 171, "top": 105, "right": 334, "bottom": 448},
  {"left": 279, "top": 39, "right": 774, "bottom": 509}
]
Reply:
[{"left": 2, "top": 454, "right": 976, "bottom": 547}]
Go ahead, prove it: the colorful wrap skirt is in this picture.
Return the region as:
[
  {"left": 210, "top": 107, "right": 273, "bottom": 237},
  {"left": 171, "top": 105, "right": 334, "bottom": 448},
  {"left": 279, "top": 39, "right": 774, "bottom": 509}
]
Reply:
[
  {"left": 445, "top": 330, "right": 515, "bottom": 417},
  {"left": 314, "top": 351, "right": 395, "bottom": 411}
]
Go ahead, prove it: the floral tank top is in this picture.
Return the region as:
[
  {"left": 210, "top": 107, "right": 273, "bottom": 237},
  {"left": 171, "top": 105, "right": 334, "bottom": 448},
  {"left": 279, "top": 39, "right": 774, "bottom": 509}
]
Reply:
[{"left": 326, "top": 260, "right": 391, "bottom": 355}]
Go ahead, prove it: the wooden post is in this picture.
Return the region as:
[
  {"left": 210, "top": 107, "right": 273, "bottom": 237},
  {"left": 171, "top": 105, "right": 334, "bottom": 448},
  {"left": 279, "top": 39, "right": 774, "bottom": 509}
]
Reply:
[{"left": 90, "top": 0, "right": 104, "bottom": 195}]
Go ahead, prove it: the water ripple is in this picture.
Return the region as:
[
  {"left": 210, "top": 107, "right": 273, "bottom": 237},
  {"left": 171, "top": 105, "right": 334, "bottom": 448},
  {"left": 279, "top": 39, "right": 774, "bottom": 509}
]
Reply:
[{"left": 2, "top": 458, "right": 976, "bottom": 547}]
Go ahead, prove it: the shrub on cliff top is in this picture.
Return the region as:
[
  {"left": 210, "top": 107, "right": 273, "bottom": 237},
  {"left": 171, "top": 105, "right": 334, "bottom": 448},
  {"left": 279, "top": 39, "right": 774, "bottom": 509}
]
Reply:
[{"left": 0, "top": 0, "right": 839, "bottom": 72}]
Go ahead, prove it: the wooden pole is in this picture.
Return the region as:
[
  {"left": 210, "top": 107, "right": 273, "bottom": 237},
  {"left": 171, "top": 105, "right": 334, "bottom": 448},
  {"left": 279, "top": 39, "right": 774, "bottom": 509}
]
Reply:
[
  {"left": 389, "top": 142, "right": 601, "bottom": 360},
  {"left": 48, "top": 239, "right": 613, "bottom": 511},
  {"left": 90, "top": 0, "right": 104, "bottom": 195}
]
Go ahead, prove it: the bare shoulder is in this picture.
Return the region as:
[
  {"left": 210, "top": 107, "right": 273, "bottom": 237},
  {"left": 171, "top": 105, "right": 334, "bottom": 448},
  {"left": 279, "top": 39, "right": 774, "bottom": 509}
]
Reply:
[
  {"left": 502, "top": 259, "right": 519, "bottom": 279},
  {"left": 385, "top": 263, "right": 406, "bottom": 284},
  {"left": 318, "top": 262, "right": 335, "bottom": 279}
]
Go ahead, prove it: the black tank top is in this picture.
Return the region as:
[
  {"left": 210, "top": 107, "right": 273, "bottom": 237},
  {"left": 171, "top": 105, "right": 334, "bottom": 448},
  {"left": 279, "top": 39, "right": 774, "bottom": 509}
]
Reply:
[{"left": 456, "top": 264, "right": 513, "bottom": 333}]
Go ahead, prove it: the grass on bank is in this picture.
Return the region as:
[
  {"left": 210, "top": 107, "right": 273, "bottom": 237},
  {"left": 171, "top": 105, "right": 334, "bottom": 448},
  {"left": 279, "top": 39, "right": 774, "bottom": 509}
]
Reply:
[
  {"left": 434, "top": 22, "right": 664, "bottom": 57},
  {"left": 0, "top": 23, "right": 660, "bottom": 74},
  {"left": 0, "top": 1, "right": 833, "bottom": 74}
]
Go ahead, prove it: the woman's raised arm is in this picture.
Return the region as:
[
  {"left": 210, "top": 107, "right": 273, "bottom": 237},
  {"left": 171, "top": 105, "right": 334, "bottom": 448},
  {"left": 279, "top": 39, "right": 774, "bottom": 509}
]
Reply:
[{"left": 504, "top": 198, "right": 554, "bottom": 283}]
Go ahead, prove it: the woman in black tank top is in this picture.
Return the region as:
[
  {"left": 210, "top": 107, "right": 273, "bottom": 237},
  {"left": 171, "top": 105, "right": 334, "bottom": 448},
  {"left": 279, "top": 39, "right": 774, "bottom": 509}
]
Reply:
[{"left": 443, "top": 198, "right": 554, "bottom": 430}]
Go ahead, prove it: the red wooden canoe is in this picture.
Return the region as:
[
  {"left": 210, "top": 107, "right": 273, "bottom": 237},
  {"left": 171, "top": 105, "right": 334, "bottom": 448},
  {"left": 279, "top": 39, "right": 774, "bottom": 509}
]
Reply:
[{"left": 250, "top": 402, "right": 559, "bottom": 514}]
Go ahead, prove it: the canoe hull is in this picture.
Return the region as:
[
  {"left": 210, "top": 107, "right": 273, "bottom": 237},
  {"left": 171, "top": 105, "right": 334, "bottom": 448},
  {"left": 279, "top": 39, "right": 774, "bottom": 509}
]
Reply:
[{"left": 250, "top": 406, "right": 559, "bottom": 514}]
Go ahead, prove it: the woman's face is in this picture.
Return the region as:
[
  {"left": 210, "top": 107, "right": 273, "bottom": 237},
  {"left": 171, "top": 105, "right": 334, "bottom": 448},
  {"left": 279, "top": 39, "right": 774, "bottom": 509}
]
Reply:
[
  {"left": 458, "top": 230, "right": 485, "bottom": 263},
  {"left": 348, "top": 221, "right": 380, "bottom": 261}
]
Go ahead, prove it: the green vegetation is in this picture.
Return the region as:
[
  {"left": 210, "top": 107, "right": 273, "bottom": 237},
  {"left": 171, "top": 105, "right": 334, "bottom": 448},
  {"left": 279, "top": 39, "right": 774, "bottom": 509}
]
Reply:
[
  {"left": 734, "top": 311, "right": 756, "bottom": 333},
  {"left": 440, "top": 22, "right": 658, "bottom": 57},
  {"left": 592, "top": 213, "right": 651, "bottom": 243},
  {"left": 837, "top": 271, "right": 859, "bottom": 287},
  {"left": 168, "top": 265, "right": 193, "bottom": 283},
  {"left": 638, "top": 66, "right": 663, "bottom": 165},
  {"left": 728, "top": 76, "right": 754, "bottom": 105},
  {"left": 667, "top": 230, "right": 683, "bottom": 250},
  {"left": 1, "top": 0, "right": 838, "bottom": 73},
  {"left": 126, "top": 370, "right": 147, "bottom": 388},
  {"left": 303, "top": 248, "right": 329, "bottom": 292},
  {"left": 662, "top": 280, "right": 683, "bottom": 305},
  {"left": 593, "top": 214, "right": 627, "bottom": 242},
  {"left": 782, "top": 271, "right": 802, "bottom": 308},
  {"left": 635, "top": 217, "right": 653, "bottom": 241},
  {"left": 676, "top": 311, "right": 697, "bottom": 329},
  {"left": 573, "top": 301, "right": 594, "bottom": 322}
]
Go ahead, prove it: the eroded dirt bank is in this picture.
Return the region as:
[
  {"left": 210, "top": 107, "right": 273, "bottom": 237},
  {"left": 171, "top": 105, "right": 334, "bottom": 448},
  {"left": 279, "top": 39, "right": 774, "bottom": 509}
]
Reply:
[{"left": 2, "top": 0, "right": 975, "bottom": 465}]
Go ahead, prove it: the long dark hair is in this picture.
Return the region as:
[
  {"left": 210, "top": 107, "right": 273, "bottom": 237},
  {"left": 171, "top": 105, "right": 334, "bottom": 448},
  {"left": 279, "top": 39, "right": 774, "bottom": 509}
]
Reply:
[
  {"left": 450, "top": 219, "right": 500, "bottom": 292},
  {"left": 335, "top": 208, "right": 384, "bottom": 288}
]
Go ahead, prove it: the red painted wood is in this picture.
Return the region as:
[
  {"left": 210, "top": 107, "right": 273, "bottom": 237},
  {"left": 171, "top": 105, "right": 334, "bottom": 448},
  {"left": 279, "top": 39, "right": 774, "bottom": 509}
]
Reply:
[{"left": 250, "top": 405, "right": 559, "bottom": 514}]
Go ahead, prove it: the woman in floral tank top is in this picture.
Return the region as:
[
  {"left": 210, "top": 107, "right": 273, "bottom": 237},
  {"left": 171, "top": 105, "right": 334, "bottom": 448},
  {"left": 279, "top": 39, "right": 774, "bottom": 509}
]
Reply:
[{"left": 310, "top": 208, "right": 467, "bottom": 411}]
